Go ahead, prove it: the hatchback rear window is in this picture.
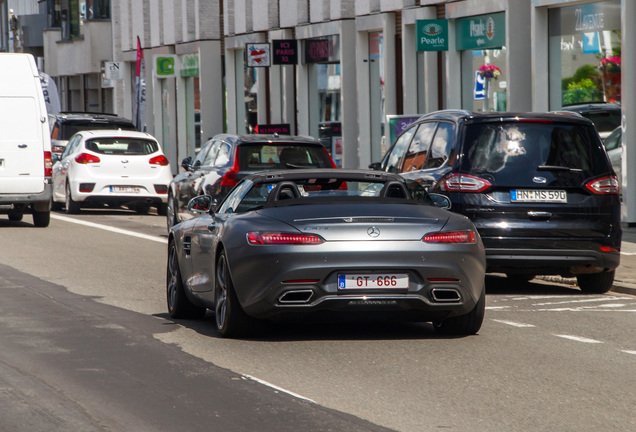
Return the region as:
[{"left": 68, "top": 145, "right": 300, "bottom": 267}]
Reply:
[
  {"left": 61, "top": 122, "right": 136, "bottom": 140},
  {"left": 461, "top": 122, "right": 609, "bottom": 182},
  {"left": 85, "top": 138, "right": 159, "bottom": 155},
  {"left": 238, "top": 144, "right": 333, "bottom": 170}
]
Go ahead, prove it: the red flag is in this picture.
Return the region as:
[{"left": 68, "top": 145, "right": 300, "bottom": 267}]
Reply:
[{"left": 132, "top": 36, "right": 146, "bottom": 131}]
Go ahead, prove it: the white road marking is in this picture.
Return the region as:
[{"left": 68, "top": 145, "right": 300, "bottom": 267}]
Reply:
[
  {"left": 533, "top": 297, "right": 623, "bottom": 306},
  {"left": 555, "top": 334, "right": 603, "bottom": 344},
  {"left": 492, "top": 319, "right": 535, "bottom": 328},
  {"left": 51, "top": 214, "right": 168, "bottom": 244},
  {"left": 622, "top": 350, "right": 636, "bottom": 356},
  {"left": 242, "top": 375, "right": 315, "bottom": 403}
]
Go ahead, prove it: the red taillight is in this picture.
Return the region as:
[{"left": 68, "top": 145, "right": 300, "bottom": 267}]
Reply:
[
  {"left": 75, "top": 153, "right": 101, "bottom": 164},
  {"left": 600, "top": 246, "right": 620, "bottom": 253},
  {"left": 585, "top": 175, "right": 619, "bottom": 195},
  {"left": 322, "top": 147, "right": 337, "bottom": 168},
  {"left": 423, "top": 231, "right": 477, "bottom": 244},
  {"left": 44, "top": 151, "right": 52, "bottom": 177},
  {"left": 221, "top": 148, "right": 241, "bottom": 187},
  {"left": 247, "top": 232, "right": 324, "bottom": 245},
  {"left": 149, "top": 155, "right": 170, "bottom": 166},
  {"left": 441, "top": 173, "right": 492, "bottom": 193}
]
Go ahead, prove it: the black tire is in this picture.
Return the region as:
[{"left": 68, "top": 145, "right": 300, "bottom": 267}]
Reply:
[
  {"left": 215, "top": 250, "right": 253, "bottom": 338},
  {"left": 65, "top": 182, "right": 80, "bottom": 214},
  {"left": 434, "top": 290, "right": 485, "bottom": 336},
  {"left": 166, "top": 193, "right": 178, "bottom": 231},
  {"left": 577, "top": 270, "right": 615, "bottom": 294},
  {"left": 8, "top": 213, "right": 23, "bottom": 222},
  {"left": 32, "top": 210, "right": 50, "bottom": 227},
  {"left": 166, "top": 241, "right": 206, "bottom": 319}
]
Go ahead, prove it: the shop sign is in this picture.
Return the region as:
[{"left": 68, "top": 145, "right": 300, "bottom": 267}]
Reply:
[
  {"left": 246, "top": 43, "right": 271, "bottom": 67},
  {"left": 155, "top": 55, "right": 178, "bottom": 78},
  {"left": 104, "top": 62, "right": 124, "bottom": 80},
  {"left": 255, "top": 123, "right": 291, "bottom": 134},
  {"left": 387, "top": 115, "right": 421, "bottom": 145},
  {"left": 304, "top": 36, "right": 340, "bottom": 64},
  {"left": 416, "top": 20, "right": 449, "bottom": 52},
  {"left": 549, "top": 1, "right": 620, "bottom": 36},
  {"left": 273, "top": 40, "right": 298, "bottom": 65},
  {"left": 474, "top": 70, "right": 486, "bottom": 101},
  {"left": 455, "top": 12, "right": 505, "bottom": 50},
  {"left": 181, "top": 54, "right": 199, "bottom": 77}
]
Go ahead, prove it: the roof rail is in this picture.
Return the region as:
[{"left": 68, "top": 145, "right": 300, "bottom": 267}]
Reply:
[
  {"left": 549, "top": 110, "right": 583, "bottom": 118},
  {"left": 420, "top": 109, "right": 473, "bottom": 117}
]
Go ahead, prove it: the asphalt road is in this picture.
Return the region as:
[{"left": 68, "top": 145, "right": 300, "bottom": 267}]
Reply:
[{"left": 0, "top": 208, "right": 635, "bottom": 431}]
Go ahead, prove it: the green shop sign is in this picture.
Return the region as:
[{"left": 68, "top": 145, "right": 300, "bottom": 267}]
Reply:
[
  {"left": 181, "top": 54, "right": 199, "bottom": 77},
  {"left": 416, "top": 20, "right": 449, "bottom": 51},
  {"left": 455, "top": 12, "right": 505, "bottom": 50}
]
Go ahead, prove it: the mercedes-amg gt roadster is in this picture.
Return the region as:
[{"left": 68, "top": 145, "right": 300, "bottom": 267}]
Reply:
[{"left": 166, "top": 169, "right": 486, "bottom": 337}]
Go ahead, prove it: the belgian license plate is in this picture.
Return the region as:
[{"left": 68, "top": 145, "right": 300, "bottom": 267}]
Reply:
[
  {"left": 511, "top": 189, "right": 566, "bottom": 203},
  {"left": 338, "top": 274, "right": 409, "bottom": 290},
  {"left": 110, "top": 186, "right": 141, "bottom": 193}
]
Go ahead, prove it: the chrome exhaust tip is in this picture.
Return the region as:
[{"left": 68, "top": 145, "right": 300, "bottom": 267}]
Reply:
[
  {"left": 278, "top": 290, "right": 314, "bottom": 304},
  {"left": 431, "top": 288, "right": 462, "bottom": 302}
]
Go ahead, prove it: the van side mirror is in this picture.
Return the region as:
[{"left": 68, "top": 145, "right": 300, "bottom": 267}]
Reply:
[{"left": 181, "top": 156, "right": 193, "bottom": 171}]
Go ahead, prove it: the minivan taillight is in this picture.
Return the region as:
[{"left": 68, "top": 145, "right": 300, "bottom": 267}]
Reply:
[
  {"left": 149, "top": 155, "right": 170, "bottom": 166},
  {"left": 585, "top": 175, "right": 619, "bottom": 195},
  {"left": 44, "top": 151, "right": 53, "bottom": 177},
  {"left": 221, "top": 147, "right": 241, "bottom": 187},
  {"left": 75, "top": 153, "right": 101, "bottom": 164},
  {"left": 322, "top": 147, "right": 337, "bottom": 168},
  {"left": 441, "top": 173, "right": 492, "bottom": 193}
]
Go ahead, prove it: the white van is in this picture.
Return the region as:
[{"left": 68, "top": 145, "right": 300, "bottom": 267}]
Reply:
[{"left": 0, "top": 53, "right": 53, "bottom": 227}]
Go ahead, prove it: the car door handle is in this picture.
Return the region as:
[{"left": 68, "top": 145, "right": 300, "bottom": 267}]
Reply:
[
  {"left": 528, "top": 211, "right": 551, "bottom": 220},
  {"left": 18, "top": 144, "right": 27, "bottom": 148},
  {"left": 207, "top": 223, "right": 216, "bottom": 232}
]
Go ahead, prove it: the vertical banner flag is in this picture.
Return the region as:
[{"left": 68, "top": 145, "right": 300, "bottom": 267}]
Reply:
[{"left": 133, "top": 36, "right": 146, "bottom": 131}]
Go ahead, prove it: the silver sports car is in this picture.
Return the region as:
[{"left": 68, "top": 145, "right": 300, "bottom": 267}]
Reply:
[{"left": 167, "top": 169, "right": 486, "bottom": 337}]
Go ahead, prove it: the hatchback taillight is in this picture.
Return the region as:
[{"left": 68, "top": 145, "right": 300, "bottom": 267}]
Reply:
[
  {"left": 149, "top": 155, "right": 170, "bottom": 166},
  {"left": 585, "top": 175, "right": 619, "bottom": 195},
  {"left": 247, "top": 232, "right": 324, "bottom": 245},
  {"left": 44, "top": 151, "right": 53, "bottom": 177},
  {"left": 441, "top": 173, "right": 492, "bottom": 193},
  {"left": 75, "top": 153, "right": 101, "bottom": 164},
  {"left": 423, "top": 230, "right": 477, "bottom": 244}
]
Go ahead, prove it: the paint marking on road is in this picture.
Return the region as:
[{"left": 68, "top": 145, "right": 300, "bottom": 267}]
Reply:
[
  {"left": 621, "top": 252, "right": 636, "bottom": 256},
  {"left": 622, "top": 350, "right": 636, "bottom": 356},
  {"left": 51, "top": 214, "right": 168, "bottom": 244},
  {"left": 242, "top": 375, "right": 316, "bottom": 404},
  {"left": 533, "top": 297, "right": 623, "bottom": 306},
  {"left": 555, "top": 334, "right": 603, "bottom": 344},
  {"left": 492, "top": 319, "right": 535, "bottom": 328}
]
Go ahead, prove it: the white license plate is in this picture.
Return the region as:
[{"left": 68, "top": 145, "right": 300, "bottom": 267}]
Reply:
[
  {"left": 110, "top": 186, "right": 141, "bottom": 193},
  {"left": 338, "top": 274, "right": 409, "bottom": 290},
  {"left": 511, "top": 189, "right": 567, "bottom": 203}
]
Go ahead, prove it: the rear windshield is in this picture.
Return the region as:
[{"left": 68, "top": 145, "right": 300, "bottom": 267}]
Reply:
[
  {"left": 461, "top": 121, "right": 610, "bottom": 185},
  {"left": 61, "top": 121, "right": 136, "bottom": 140},
  {"left": 85, "top": 138, "right": 158, "bottom": 155},
  {"left": 238, "top": 144, "right": 333, "bottom": 170},
  {"left": 579, "top": 111, "right": 621, "bottom": 134}
]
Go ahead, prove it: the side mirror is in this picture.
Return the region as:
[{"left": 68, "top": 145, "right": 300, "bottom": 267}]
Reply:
[
  {"left": 429, "top": 193, "right": 452, "bottom": 210},
  {"left": 187, "top": 195, "right": 214, "bottom": 214},
  {"left": 181, "top": 156, "right": 193, "bottom": 171},
  {"left": 368, "top": 162, "right": 382, "bottom": 171},
  {"left": 51, "top": 153, "right": 61, "bottom": 163}
]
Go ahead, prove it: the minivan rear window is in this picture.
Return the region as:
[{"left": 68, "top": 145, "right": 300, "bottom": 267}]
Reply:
[
  {"left": 85, "top": 138, "right": 158, "bottom": 155},
  {"left": 61, "top": 121, "right": 136, "bottom": 140},
  {"left": 461, "top": 122, "right": 609, "bottom": 184},
  {"left": 238, "top": 144, "right": 333, "bottom": 170}
]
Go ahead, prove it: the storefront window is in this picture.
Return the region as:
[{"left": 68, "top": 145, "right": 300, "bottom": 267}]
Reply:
[
  {"left": 548, "top": 0, "right": 621, "bottom": 107},
  {"left": 59, "top": 0, "right": 84, "bottom": 39}
]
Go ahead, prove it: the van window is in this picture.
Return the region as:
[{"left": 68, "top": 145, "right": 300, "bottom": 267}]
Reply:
[
  {"left": 425, "top": 122, "right": 455, "bottom": 169},
  {"left": 462, "top": 122, "right": 609, "bottom": 183},
  {"left": 402, "top": 122, "right": 436, "bottom": 172}
]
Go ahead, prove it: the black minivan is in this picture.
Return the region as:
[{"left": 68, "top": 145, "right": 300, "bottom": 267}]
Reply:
[{"left": 371, "top": 110, "right": 621, "bottom": 293}]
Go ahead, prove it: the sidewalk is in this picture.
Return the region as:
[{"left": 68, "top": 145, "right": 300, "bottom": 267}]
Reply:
[{"left": 538, "top": 224, "right": 636, "bottom": 296}]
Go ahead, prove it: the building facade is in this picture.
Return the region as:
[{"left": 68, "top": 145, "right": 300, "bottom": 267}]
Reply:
[{"left": 33, "top": 0, "right": 636, "bottom": 222}]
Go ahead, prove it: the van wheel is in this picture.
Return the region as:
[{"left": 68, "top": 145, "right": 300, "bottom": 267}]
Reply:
[
  {"left": 434, "top": 290, "right": 485, "bottom": 336},
  {"left": 577, "top": 270, "right": 615, "bottom": 294},
  {"left": 65, "top": 183, "right": 80, "bottom": 214},
  {"left": 32, "top": 210, "right": 50, "bottom": 227}
]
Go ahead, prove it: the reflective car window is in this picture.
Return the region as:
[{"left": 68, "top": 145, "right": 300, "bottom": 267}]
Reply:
[
  {"left": 425, "top": 122, "right": 455, "bottom": 169},
  {"left": 383, "top": 125, "right": 416, "bottom": 173},
  {"left": 214, "top": 143, "right": 232, "bottom": 167},
  {"left": 217, "top": 180, "right": 252, "bottom": 214},
  {"left": 201, "top": 140, "right": 221, "bottom": 166},
  {"left": 237, "top": 144, "right": 332, "bottom": 170},
  {"left": 402, "top": 122, "right": 437, "bottom": 172},
  {"left": 192, "top": 140, "right": 214, "bottom": 166},
  {"left": 604, "top": 128, "right": 621, "bottom": 151},
  {"left": 462, "top": 122, "right": 609, "bottom": 185},
  {"left": 84, "top": 138, "right": 158, "bottom": 155}
]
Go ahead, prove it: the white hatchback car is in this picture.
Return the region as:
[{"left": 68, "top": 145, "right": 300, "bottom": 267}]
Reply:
[{"left": 52, "top": 130, "right": 173, "bottom": 214}]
